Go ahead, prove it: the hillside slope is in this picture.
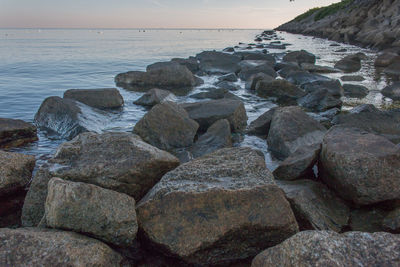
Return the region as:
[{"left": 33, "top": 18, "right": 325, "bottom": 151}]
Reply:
[{"left": 276, "top": 0, "right": 400, "bottom": 50}]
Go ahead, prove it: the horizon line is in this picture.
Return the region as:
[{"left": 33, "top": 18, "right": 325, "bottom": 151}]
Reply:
[{"left": 0, "top": 27, "right": 270, "bottom": 31}]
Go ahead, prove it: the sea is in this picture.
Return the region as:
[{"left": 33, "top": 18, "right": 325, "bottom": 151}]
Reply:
[{"left": 0, "top": 28, "right": 391, "bottom": 169}]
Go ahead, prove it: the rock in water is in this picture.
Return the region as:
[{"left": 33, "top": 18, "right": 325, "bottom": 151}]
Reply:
[
  {"left": 297, "top": 89, "right": 343, "bottom": 112},
  {"left": 45, "top": 178, "right": 138, "bottom": 247},
  {"left": 0, "top": 228, "right": 123, "bottom": 266},
  {"left": 381, "top": 82, "right": 400, "bottom": 101},
  {"left": 180, "top": 99, "right": 247, "bottom": 132},
  {"left": 267, "top": 106, "right": 326, "bottom": 160},
  {"left": 133, "top": 101, "right": 199, "bottom": 150},
  {"left": 277, "top": 180, "right": 350, "bottom": 232},
  {"left": 196, "top": 51, "right": 241, "bottom": 74},
  {"left": 319, "top": 126, "right": 400, "bottom": 206},
  {"left": 63, "top": 88, "right": 124, "bottom": 109},
  {"left": 137, "top": 147, "right": 299, "bottom": 265},
  {"left": 301, "top": 79, "right": 343, "bottom": 97},
  {"left": 283, "top": 50, "right": 316, "bottom": 65},
  {"left": 22, "top": 132, "right": 179, "bottom": 226},
  {"left": 238, "top": 60, "right": 277, "bottom": 81},
  {"left": 252, "top": 231, "right": 400, "bottom": 267},
  {"left": 133, "top": 88, "right": 175, "bottom": 107},
  {"left": 334, "top": 54, "right": 362, "bottom": 72},
  {"left": 247, "top": 108, "right": 276, "bottom": 137},
  {"left": 0, "top": 118, "right": 38, "bottom": 148},
  {"left": 342, "top": 84, "right": 369, "bottom": 98},
  {"left": 256, "top": 79, "right": 306, "bottom": 105}
]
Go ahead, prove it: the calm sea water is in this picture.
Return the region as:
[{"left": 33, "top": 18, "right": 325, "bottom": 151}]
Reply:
[{"left": 0, "top": 29, "right": 389, "bottom": 169}]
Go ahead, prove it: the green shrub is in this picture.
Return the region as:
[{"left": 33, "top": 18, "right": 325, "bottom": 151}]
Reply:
[
  {"left": 314, "top": 0, "right": 355, "bottom": 21},
  {"left": 293, "top": 7, "right": 321, "bottom": 22}
]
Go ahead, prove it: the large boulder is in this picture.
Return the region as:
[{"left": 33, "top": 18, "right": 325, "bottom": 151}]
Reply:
[
  {"left": 189, "top": 88, "right": 239, "bottom": 100},
  {"left": 301, "top": 79, "right": 343, "bottom": 97},
  {"left": 238, "top": 60, "right": 277, "bottom": 81},
  {"left": 256, "top": 79, "right": 306, "bottom": 105},
  {"left": 63, "top": 88, "right": 124, "bottom": 109},
  {"left": 45, "top": 178, "right": 138, "bottom": 247},
  {"left": 381, "top": 82, "right": 400, "bottom": 101},
  {"left": 196, "top": 51, "right": 241, "bottom": 74},
  {"left": 286, "top": 71, "right": 331, "bottom": 86},
  {"left": 384, "top": 60, "right": 400, "bottom": 76},
  {"left": 191, "top": 119, "right": 232, "bottom": 158},
  {"left": 374, "top": 52, "right": 400, "bottom": 67},
  {"left": 245, "top": 73, "right": 274, "bottom": 90},
  {"left": 247, "top": 108, "right": 276, "bottom": 137},
  {"left": 252, "top": 231, "right": 400, "bottom": 267},
  {"left": 133, "top": 101, "right": 199, "bottom": 150},
  {"left": 133, "top": 88, "right": 175, "bottom": 107},
  {"left": 22, "top": 132, "right": 179, "bottom": 226},
  {"left": 277, "top": 180, "right": 350, "bottom": 232},
  {"left": 180, "top": 99, "right": 248, "bottom": 132},
  {"left": 171, "top": 57, "right": 199, "bottom": 74},
  {"left": 267, "top": 106, "right": 326, "bottom": 160},
  {"left": 234, "top": 52, "right": 276, "bottom": 63},
  {"left": 297, "top": 89, "right": 343, "bottom": 112},
  {"left": 300, "top": 63, "right": 339, "bottom": 73},
  {"left": 0, "top": 118, "right": 37, "bottom": 148},
  {"left": 342, "top": 84, "right": 369, "bottom": 98},
  {"left": 319, "top": 126, "right": 400, "bottom": 206},
  {"left": 382, "top": 208, "right": 400, "bottom": 233},
  {"left": 0, "top": 228, "right": 123, "bottom": 266},
  {"left": 137, "top": 147, "right": 299, "bottom": 265},
  {"left": 283, "top": 50, "right": 316, "bottom": 65},
  {"left": 334, "top": 54, "right": 362, "bottom": 72}
]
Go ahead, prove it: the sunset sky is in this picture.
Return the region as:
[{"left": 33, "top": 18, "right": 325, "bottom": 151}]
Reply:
[{"left": 0, "top": 0, "right": 340, "bottom": 29}]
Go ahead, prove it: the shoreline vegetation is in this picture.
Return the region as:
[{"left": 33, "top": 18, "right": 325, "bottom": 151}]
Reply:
[{"left": 1, "top": 4, "right": 400, "bottom": 266}]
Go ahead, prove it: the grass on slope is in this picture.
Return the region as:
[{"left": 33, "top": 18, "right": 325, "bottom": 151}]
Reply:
[{"left": 293, "top": 0, "right": 355, "bottom": 23}]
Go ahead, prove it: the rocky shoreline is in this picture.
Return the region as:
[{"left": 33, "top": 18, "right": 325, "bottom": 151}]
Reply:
[{"left": 1, "top": 29, "right": 400, "bottom": 266}]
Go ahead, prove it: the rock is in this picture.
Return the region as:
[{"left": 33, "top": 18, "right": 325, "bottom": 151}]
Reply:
[
  {"left": 63, "top": 88, "right": 124, "bottom": 109},
  {"left": 196, "top": 51, "right": 241, "bottom": 74},
  {"left": 381, "top": 82, "right": 400, "bottom": 101},
  {"left": 267, "top": 106, "right": 326, "bottom": 160},
  {"left": 286, "top": 71, "right": 331, "bottom": 86},
  {"left": 234, "top": 52, "right": 276, "bottom": 63},
  {"left": 319, "top": 126, "right": 400, "bottom": 205},
  {"left": 0, "top": 228, "right": 123, "bottom": 266},
  {"left": 133, "top": 101, "right": 199, "bottom": 150},
  {"left": 335, "top": 48, "right": 347, "bottom": 52},
  {"left": 382, "top": 208, "right": 400, "bottom": 233},
  {"left": 223, "top": 47, "right": 235, "bottom": 52},
  {"left": 238, "top": 60, "right": 277, "bottom": 81},
  {"left": 133, "top": 88, "right": 175, "bottom": 107},
  {"left": 334, "top": 55, "right": 362, "bottom": 72},
  {"left": 374, "top": 52, "right": 400, "bottom": 67},
  {"left": 283, "top": 50, "right": 316, "bottom": 65},
  {"left": 180, "top": 99, "right": 247, "bottom": 132},
  {"left": 218, "top": 73, "right": 238, "bottom": 82},
  {"left": 300, "top": 63, "right": 339, "bottom": 73},
  {"left": 252, "top": 231, "right": 400, "bottom": 267},
  {"left": 341, "top": 75, "right": 365, "bottom": 81},
  {"left": 137, "top": 147, "right": 299, "bottom": 265},
  {"left": 256, "top": 79, "right": 306, "bottom": 105},
  {"left": 332, "top": 105, "right": 400, "bottom": 143},
  {"left": 215, "top": 80, "right": 241, "bottom": 91},
  {"left": 45, "top": 178, "right": 138, "bottom": 247},
  {"left": 189, "top": 88, "right": 239, "bottom": 100},
  {"left": 171, "top": 57, "right": 199, "bottom": 74},
  {"left": 342, "top": 84, "right": 369, "bottom": 98},
  {"left": 277, "top": 180, "right": 350, "bottom": 232},
  {"left": 22, "top": 133, "right": 179, "bottom": 227},
  {"left": 247, "top": 108, "right": 276, "bottom": 137},
  {"left": 298, "top": 89, "right": 343, "bottom": 112},
  {"left": 0, "top": 118, "right": 38, "bottom": 148},
  {"left": 273, "top": 145, "right": 320, "bottom": 181},
  {"left": 0, "top": 151, "right": 35, "bottom": 197},
  {"left": 115, "top": 62, "right": 198, "bottom": 91},
  {"left": 350, "top": 208, "right": 387, "bottom": 233},
  {"left": 245, "top": 73, "right": 274, "bottom": 90},
  {"left": 301, "top": 79, "right": 343, "bottom": 97},
  {"left": 191, "top": 119, "right": 232, "bottom": 158}
]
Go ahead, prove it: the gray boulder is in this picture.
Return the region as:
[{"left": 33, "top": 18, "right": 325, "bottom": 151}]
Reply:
[
  {"left": 217, "top": 73, "right": 238, "bottom": 82},
  {"left": 238, "top": 60, "right": 277, "bottom": 80},
  {"left": 63, "top": 88, "right": 124, "bottom": 109},
  {"left": 384, "top": 60, "right": 400, "bottom": 76},
  {"left": 297, "top": 89, "right": 343, "bottom": 112},
  {"left": 286, "top": 71, "right": 331, "bottom": 86},
  {"left": 283, "top": 50, "right": 316, "bottom": 65},
  {"left": 133, "top": 88, "right": 175, "bottom": 107},
  {"left": 171, "top": 57, "right": 199, "bottom": 74},
  {"left": 341, "top": 75, "right": 365, "bottom": 81},
  {"left": 133, "top": 101, "right": 199, "bottom": 150},
  {"left": 196, "top": 51, "right": 241, "bottom": 74},
  {"left": 335, "top": 54, "right": 362, "bottom": 72},
  {"left": 382, "top": 208, "right": 400, "bottom": 233},
  {"left": 234, "top": 52, "right": 276, "bottom": 63},
  {"left": 300, "top": 63, "right": 339, "bottom": 73},
  {"left": 375, "top": 52, "right": 400, "bottom": 67},
  {"left": 189, "top": 88, "right": 239, "bottom": 100},
  {"left": 247, "top": 108, "right": 276, "bottom": 137},
  {"left": 45, "top": 178, "right": 138, "bottom": 247},
  {"left": 256, "top": 79, "right": 306, "bottom": 105},
  {"left": 215, "top": 80, "right": 241, "bottom": 91},
  {"left": 381, "top": 82, "right": 400, "bottom": 101},
  {"left": 342, "top": 84, "right": 369, "bottom": 98},
  {"left": 301, "top": 79, "right": 343, "bottom": 97},
  {"left": 0, "top": 118, "right": 37, "bottom": 148},
  {"left": 245, "top": 73, "right": 274, "bottom": 90},
  {"left": 350, "top": 208, "right": 387, "bottom": 233}
]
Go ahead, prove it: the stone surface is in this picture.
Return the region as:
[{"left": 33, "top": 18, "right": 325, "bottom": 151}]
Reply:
[
  {"left": 384, "top": 60, "right": 400, "bottom": 77},
  {"left": 189, "top": 88, "right": 239, "bottom": 100},
  {"left": 215, "top": 80, "right": 241, "bottom": 91},
  {"left": 341, "top": 75, "right": 365, "bottom": 81},
  {"left": 286, "top": 71, "right": 331, "bottom": 86},
  {"left": 45, "top": 178, "right": 138, "bottom": 247},
  {"left": 298, "top": 89, "right": 343, "bottom": 112},
  {"left": 375, "top": 52, "right": 400, "bottom": 67},
  {"left": 196, "top": 51, "right": 241, "bottom": 74},
  {"left": 381, "top": 82, "right": 400, "bottom": 101},
  {"left": 247, "top": 108, "right": 276, "bottom": 137},
  {"left": 267, "top": 106, "right": 326, "bottom": 160},
  {"left": 0, "top": 118, "right": 38, "bottom": 148},
  {"left": 350, "top": 208, "right": 387, "bottom": 233},
  {"left": 343, "top": 84, "right": 369, "bottom": 98},
  {"left": 137, "top": 147, "right": 299, "bottom": 265},
  {"left": 382, "top": 208, "right": 400, "bottom": 233},
  {"left": 0, "top": 228, "right": 123, "bottom": 266},
  {"left": 301, "top": 79, "right": 344, "bottom": 97},
  {"left": 171, "top": 57, "right": 199, "bottom": 74},
  {"left": 252, "top": 231, "right": 400, "bottom": 267},
  {"left": 238, "top": 60, "right": 277, "bottom": 81},
  {"left": 256, "top": 79, "right": 306, "bottom": 105},
  {"left": 245, "top": 73, "right": 274, "bottom": 91},
  {"left": 133, "top": 101, "right": 199, "bottom": 150},
  {"left": 133, "top": 88, "right": 175, "bottom": 107},
  {"left": 277, "top": 180, "right": 350, "bottom": 232},
  {"left": 181, "top": 99, "right": 247, "bottom": 132},
  {"left": 300, "top": 63, "right": 339, "bottom": 73},
  {"left": 283, "top": 50, "right": 316, "bottom": 65},
  {"left": 334, "top": 55, "right": 362, "bottom": 73},
  {"left": 63, "top": 88, "right": 124, "bottom": 109},
  {"left": 218, "top": 73, "right": 238, "bottom": 82},
  {"left": 319, "top": 126, "right": 400, "bottom": 205}
]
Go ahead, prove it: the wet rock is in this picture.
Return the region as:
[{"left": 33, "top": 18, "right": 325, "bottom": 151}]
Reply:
[
  {"left": 196, "top": 51, "right": 241, "bottom": 74},
  {"left": 189, "top": 88, "right": 239, "bottom": 100},
  {"left": 63, "top": 88, "right": 124, "bottom": 109},
  {"left": 247, "top": 108, "right": 276, "bottom": 137},
  {"left": 223, "top": 47, "right": 235, "bottom": 52},
  {"left": 191, "top": 119, "right": 232, "bottom": 158},
  {"left": 218, "top": 73, "right": 238, "bottom": 82},
  {"left": 335, "top": 48, "right": 347, "bottom": 52},
  {"left": 350, "top": 208, "right": 387, "bottom": 233},
  {"left": 0, "top": 228, "right": 123, "bottom": 266},
  {"left": 300, "top": 63, "right": 340, "bottom": 73},
  {"left": 181, "top": 99, "right": 247, "bottom": 132},
  {"left": 45, "top": 178, "right": 138, "bottom": 247},
  {"left": 381, "top": 82, "right": 400, "bottom": 101},
  {"left": 319, "top": 126, "right": 400, "bottom": 206},
  {"left": 341, "top": 75, "right": 365, "bottom": 81},
  {"left": 245, "top": 73, "right": 274, "bottom": 90},
  {"left": 171, "top": 57, "right": 199, "bottom": 74},
  {"left": 374, "top": 52, "right": 400, "bottom": 67},
  {"left": 215, "top": 80, "right": 241, "bottom": 91},
  {"left": 134, "top": 101, "right": 199, "bottom": 150},
  {"left": 298, "top": 89, "right": 343, "bottom": 112},
  {"left": 233, "top": 52, "right": 276, "bottom": 63},
  {"left": 238, "top": 60, "right": 277, "bottom": 80},
  {"left": 277, "top": 180, "right": 350, "bottom": 232},
  {"left": 286, "top": 71, "right": 331, "bottom": 86},
  {"left": 133, "top": 88, "right": 175, "bottom": 107},
  {"left": 137, "top": 147, "right": 299, "bottom": 265},
  {"left": 252, "top": 231, "right": 400, "bottom": 267},
  {"left": 334, "top": 54, "right": 362, "bottom": 72},
  {"left": 301, "top": 79, "right": 343, "bottom": 97},
  {"left": 0, "top": 118, "right": 38, "bottom": 148},
  {"left": 382, "top": 208, "right": 400, "bottom": 233},
  {"left": 342, "top": 84, "right": 369, "bottom": 98},
  {"left": 283, "top": 50, "right": 316, "bottom": 65},
  {"left": 273, "top": 145, "right": 320, "bottom": 181},
  {"left": 267, "top": 106, "right": 326, "bottom": 160},
  {"left": 256, "top": 79, "right": 306, "bottom": 105}
]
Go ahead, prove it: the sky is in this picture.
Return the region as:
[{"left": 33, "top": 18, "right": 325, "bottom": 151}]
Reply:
[{"left": 0, "top": 0, "right": 341, "bottom": 29}]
